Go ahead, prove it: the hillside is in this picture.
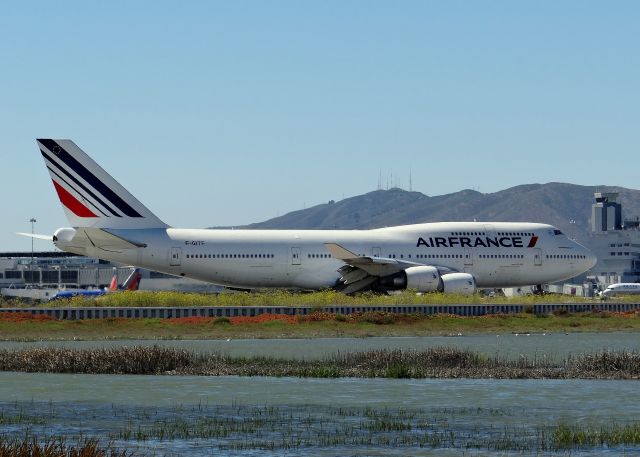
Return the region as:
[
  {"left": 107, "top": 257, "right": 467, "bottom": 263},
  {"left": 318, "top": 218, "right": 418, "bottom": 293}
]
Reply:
[{"left": 239, "top": 183, "right": 640, "bottom": 244}]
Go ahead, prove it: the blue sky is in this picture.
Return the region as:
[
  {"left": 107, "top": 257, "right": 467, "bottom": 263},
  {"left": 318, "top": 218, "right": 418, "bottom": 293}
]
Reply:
[{"left": 1, "top": 1, "right": 639, "bottom": 251}]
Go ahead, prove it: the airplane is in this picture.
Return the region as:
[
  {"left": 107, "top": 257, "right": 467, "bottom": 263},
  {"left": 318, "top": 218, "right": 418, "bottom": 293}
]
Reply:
[
  {"left": 25, "top": 139, "right": 597, "bottom": 295},
  {"left": 49, "top": 268, "right": 142, "bottom": 300},
  {"left": 599, "top": 283, "right": 640, "bottom": 299}
]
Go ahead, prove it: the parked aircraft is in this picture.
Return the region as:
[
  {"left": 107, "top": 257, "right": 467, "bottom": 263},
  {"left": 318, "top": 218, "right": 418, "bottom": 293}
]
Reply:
[
  {"left": 27, "top": 139, "right": 596, "bottom": 294},
  {"left": 49, "top": 268, "right": 142, "bottom": 300},
  {"left": 600, "top": 283, "right": 640, "bottom": 299}
]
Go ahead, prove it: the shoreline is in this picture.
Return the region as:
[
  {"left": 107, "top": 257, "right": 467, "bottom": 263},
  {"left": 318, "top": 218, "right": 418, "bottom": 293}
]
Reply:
[{"left": 0, "top": 310, "right": 639, "bottom": 341}]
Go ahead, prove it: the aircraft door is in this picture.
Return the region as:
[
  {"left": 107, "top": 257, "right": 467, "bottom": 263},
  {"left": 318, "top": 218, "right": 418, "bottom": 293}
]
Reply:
[
  {"left": 170, "top": 247, "right": 182, "bottom": 266},
  {"left": 291, "top": 247, "right": 301, "bottom": 266},
  {"left": 533, "top": 248, "right": 542, "bottom": 266},
  {"left": 464, "top": 248, "right": 473, "bottom": 265},
  {"left": 371, "top": 247, "right": 381, "bottom": 258}
]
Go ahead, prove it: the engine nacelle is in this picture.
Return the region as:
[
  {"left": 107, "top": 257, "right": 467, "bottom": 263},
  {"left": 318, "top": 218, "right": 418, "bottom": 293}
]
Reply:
[
  {"left": 441, "top": 273, "right": 476, "bottom": 295},
  {"left": 404, "top": 266, "right": 441, "bottom": 292}
]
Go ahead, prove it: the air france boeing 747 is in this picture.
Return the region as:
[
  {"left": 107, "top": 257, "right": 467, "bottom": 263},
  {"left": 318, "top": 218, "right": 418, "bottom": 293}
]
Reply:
[{"left": 28, "top": 139, "right": 596, "bottom": 294}]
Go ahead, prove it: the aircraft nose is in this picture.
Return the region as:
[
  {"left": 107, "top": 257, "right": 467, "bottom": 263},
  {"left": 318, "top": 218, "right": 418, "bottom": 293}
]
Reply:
[
  {"left": 572, "top": 240, "right": 597, "bottom": 272},
  {"left": 585, "top": 248, "right": 597, "bottom": 270}
]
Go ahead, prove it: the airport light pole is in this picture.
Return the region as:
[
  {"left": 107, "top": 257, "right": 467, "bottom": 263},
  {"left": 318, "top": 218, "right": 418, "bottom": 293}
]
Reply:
[{"left": 29, "top": 218, "right": 37, "bottom": 268}]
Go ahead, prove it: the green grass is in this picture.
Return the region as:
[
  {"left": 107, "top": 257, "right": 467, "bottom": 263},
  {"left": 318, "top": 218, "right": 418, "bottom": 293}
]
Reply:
[
  {"left": 552, "top": 422, "right": 640, "bottom": 448},
  {"left": 2, "top": 289, "right": 627, "bottom": 309}
]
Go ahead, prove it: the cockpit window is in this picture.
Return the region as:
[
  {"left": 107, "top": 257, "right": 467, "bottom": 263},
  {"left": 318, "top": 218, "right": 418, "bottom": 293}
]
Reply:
[{"left": 553, "top": 229, "right": 563, "bottom": 235}]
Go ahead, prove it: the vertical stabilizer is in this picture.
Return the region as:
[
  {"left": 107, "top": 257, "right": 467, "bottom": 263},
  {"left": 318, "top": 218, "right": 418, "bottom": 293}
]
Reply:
[
  {"left": 122, "top": 268, "right": 142, "bottom": 291},
  {"left": 108, "top": 274, "right": 118, "bottom": 292},
  {"left": 37, "top": 139, "right": 168, "bottom": 229}
]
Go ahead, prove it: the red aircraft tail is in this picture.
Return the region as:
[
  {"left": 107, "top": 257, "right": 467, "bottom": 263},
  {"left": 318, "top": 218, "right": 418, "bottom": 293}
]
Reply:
[
  {"left": 121, "top": 268, "right": 142, "bottom": 291},
  {"left": 108, "top": 274, "right": 118, "bottom": 292}
]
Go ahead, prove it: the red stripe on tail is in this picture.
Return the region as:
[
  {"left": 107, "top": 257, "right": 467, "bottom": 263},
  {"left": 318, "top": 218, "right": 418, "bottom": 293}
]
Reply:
[
  {"left": 126, "top": 271, "right": 142, "bottom": 291},
  {"left": 52, "top": 180, "right": 98, "bottom": 217},
  {"left": 109, "top": 275, "right": 118, "bottom": 292}
]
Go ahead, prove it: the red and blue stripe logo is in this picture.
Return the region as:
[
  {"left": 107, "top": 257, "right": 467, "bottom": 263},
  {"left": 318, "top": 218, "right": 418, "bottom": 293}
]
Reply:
[{"left": 39, "top": 139, "right": 143, "bottom": 219}]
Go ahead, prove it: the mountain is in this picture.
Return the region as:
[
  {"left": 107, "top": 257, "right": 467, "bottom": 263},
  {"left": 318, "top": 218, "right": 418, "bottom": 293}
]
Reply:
[{"left": 236, "top": 183, "right": 640, "bottom": 245}]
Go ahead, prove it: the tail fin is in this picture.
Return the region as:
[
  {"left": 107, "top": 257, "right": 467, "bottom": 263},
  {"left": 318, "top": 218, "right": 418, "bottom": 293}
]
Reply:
[
  {"left": 37, "top": 139, "right": 168, "bottom": 229},
  {"left": 108, "top": 274, "right": 118, "bottom": 292},
  {"left": 121, "top": 268, "right": 142, "bottom": 291}
]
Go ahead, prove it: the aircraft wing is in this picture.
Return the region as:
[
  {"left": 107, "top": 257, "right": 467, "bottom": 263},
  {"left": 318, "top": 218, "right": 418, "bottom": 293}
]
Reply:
[
  {"left": 325, "top": 242, "right": 452, "bottom": 294},
  {"left": 325, "top": 243, "right": 421, "bottom": 276}
]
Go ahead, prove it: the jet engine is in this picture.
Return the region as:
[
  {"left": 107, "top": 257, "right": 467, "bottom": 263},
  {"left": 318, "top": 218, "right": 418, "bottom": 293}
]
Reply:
[
  {"left": 441, "top": 273, "right": 476, "bottom": 295},
  {"left": 405, "top": 266, "right": 441, "bottom": 291},
  {"left": 378, "top": 266, "right": 441, "bottom": 292},
  {"left": 377, "top": 267, "right": 476, "bottom": 294}
]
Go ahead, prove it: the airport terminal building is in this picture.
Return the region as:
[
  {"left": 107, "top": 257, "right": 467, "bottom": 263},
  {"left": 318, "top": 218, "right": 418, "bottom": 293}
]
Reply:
[
  {"left": 0, "top": 251, "right": 221, "bottom": 297},
  {"left": 587, "top": 192, "right": 640, "bottom": 285}
]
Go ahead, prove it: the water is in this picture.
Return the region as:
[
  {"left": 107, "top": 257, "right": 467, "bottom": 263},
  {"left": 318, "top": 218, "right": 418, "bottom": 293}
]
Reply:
[
  {"left": 0, "top": 373, "right": 638, "bottom": 455},
  {"left": 0, "top": 372, "right": 638, "bottom": 415},
  {"left": 1, "top": 334, "right": 640, "bottom": 455},
  {"left": 2, "top": 332, "right": 640, "bottom": 361}
]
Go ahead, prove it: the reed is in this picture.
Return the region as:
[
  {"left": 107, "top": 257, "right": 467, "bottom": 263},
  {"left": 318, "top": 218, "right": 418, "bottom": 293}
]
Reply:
[
  {"left": 551, "top": 422, "right": 640, "bottom": 448},
  {"left": 108, "top": 404, "right": 640, "bottom": 452},
  {"left": 0, "top": 437, "right": 130, "bottom": 457},
  {"left": 0, "top": 346, "right": 194, "bottom": 374},
  {"left": 0, "top": 346, "right": 639, "bottom": 379},
  {"left": 568, "top": 350, "right": 640, "bottom": 377}
]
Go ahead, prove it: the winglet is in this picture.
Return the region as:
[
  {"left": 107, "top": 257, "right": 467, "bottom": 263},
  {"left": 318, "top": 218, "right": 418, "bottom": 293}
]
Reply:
[{"left": 324, "top": 243, "right": 361, "bottom": 261}]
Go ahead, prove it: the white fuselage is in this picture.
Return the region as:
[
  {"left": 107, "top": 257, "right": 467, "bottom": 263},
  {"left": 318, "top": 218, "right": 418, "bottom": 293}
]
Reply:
[
  {"left": 601, "top": 283, "right": 640, "bottom": 298},
  {"left": 56, "top": 221, "right": 596, "bottom": 290}
]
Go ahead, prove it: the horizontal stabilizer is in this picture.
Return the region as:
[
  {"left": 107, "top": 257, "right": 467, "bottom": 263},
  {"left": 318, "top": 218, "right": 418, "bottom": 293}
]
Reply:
[
  {"left": 74, "top": 228, "right": 147, "bottom": 251},
  {"left": 16, "top": 232, "right": 53, "bottom": 241}
]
